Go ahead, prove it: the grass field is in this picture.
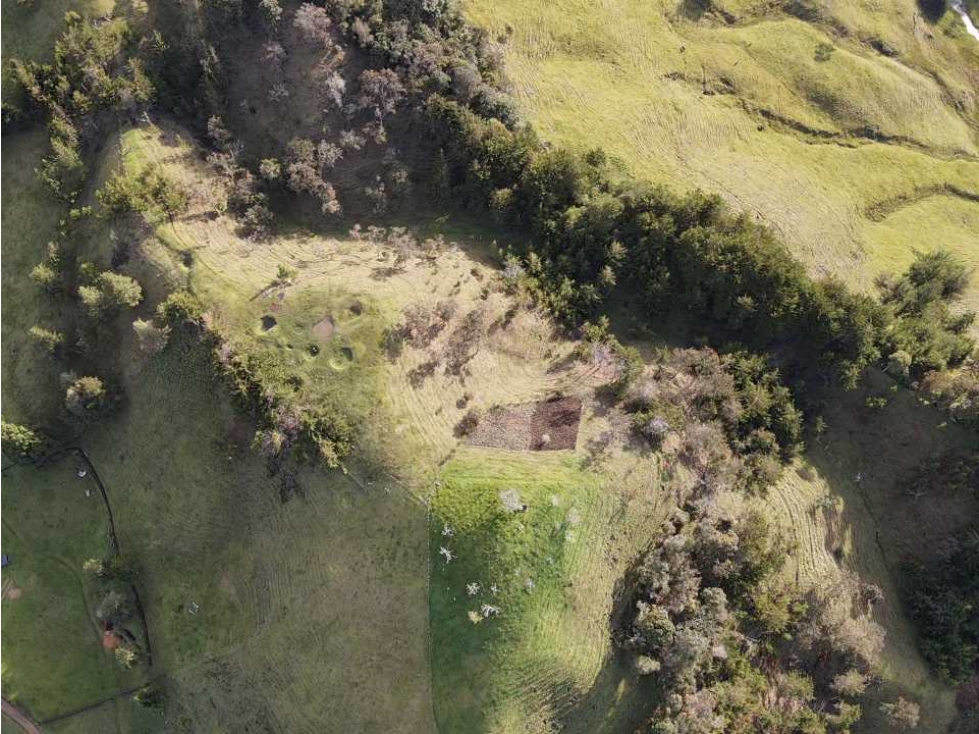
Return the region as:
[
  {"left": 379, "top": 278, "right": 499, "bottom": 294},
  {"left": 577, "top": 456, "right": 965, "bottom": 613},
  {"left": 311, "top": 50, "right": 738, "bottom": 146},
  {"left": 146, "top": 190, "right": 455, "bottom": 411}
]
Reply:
[
  {"left": 764, "top": 369, "right": 979, "bottom": 733},
  {"left": 0, "top": 456, "right": 141, "bottom": 720},
  {"left": 2, "top": 1, "right": 978, "bottom": 730},
  {"left": 75, "top": 337, "right": 436, "bottom": 733},
  {"left": 0, "top": 129, "right": 78, "bottom": 426},
  {"left": 465, "top": 0, "right": 979, "bottom": 320}
]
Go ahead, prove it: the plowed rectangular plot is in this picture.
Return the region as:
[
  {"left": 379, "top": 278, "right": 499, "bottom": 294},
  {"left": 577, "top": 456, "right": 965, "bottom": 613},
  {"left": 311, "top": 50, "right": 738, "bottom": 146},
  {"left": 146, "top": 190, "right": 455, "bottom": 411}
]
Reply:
[{"left": 468, "top": 397, "right": 582, "bottom": 451}]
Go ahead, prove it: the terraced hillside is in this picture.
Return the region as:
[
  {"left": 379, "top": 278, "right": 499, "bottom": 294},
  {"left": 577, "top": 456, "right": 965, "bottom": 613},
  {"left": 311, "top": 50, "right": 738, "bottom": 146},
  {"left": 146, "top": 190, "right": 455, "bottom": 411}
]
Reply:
[{"left": 465, "top": 0, "right": 979, "bottom": 317}]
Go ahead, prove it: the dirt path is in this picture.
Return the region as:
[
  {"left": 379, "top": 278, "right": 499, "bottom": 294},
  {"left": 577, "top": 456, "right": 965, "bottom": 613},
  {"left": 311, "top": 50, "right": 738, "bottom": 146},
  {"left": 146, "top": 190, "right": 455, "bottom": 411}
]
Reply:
[{"left": 2, "top": 697, "right": 42, "bottom": 734}]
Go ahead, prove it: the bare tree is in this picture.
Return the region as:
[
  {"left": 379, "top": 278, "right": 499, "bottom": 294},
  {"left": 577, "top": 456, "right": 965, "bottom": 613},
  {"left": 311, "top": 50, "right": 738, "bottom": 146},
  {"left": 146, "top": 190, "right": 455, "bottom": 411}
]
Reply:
[
  {"left": 880, "top": 697, "right": 920, "bottom": 730},
  {"left": 357, "top": 69, "right": 405, "bottom": 120},
  {"left": 293, "top": 3, "right": 333, "bottom": 46}
]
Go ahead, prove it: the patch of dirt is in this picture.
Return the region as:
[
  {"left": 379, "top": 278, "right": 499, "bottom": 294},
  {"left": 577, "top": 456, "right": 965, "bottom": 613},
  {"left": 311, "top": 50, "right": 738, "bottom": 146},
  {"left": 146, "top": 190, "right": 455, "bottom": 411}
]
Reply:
[
  {"left": 261, "top": 315, "right": 278, "bottom": 331},
  {"left": 102, "top": 630, "right": 122, "bottom": 650},
  {"left": 313, "top": 315, "right": 336, "bottom": 341},
  {"left": 2, "top": 585, "right": 23, "bottom": 601},
  {"left": 468, "top": 397, "right": 582, "bottom": 451},
  {"left": 530, "top": 397, "right": 583, "bottom": 450}
]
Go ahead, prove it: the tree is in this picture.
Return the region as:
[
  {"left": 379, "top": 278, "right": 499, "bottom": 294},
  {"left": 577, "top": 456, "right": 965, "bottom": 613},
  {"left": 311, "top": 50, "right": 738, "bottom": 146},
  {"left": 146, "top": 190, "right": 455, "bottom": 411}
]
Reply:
[
  {"left": 64, "top": 375, "right": 111, "bottom": 418},
  {"left": 323, "top": 71, "right": 345, "bottom": 109},
  {"left": 132, "top": 318, "right": 170, "bottom": 355},
  {"left": 293, "top": 3, "right": 332, "bottom": 46},
  {"left": 96, "top": 590, "right": 130, "bottom": 625},
  {"left": 79, "top": 272, "right": 143, "bottom": 318},
  {"left": 1, "top": 421, "right": 46, "bottom": 461},
  {"left": 357, "top": 69, "right": 405, "bottom": 120},
  {"left": 144, "top": 168, "right": 188, "bottom": 224},
  {"left": 259, "top": 158, "right": 281, "bottom": 181},
  {"left": 258, "top": 0, "right": 282, "bottom": 31},
  {"left": 133, "top": 682, "right": 165, "bottom": 708},
  {"left": 28, "top": 325, "right": 65, "bottom": 355},
  {"left": 880, "top": 697, "right": 920, "bottom": 730}
]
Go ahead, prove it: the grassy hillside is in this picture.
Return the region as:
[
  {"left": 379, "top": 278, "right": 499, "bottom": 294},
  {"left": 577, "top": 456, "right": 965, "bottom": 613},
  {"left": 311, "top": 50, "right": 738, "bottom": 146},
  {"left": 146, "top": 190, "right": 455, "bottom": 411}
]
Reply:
[
  {"left": 465, "top": 0, "right": 979, "bottom": 316},
  {"left": 79, "top": 338, "right": 435, "bottom": 733},
  {"left": 765, "top": 371, "right": 979, "bottom": 732},
  {"left": 3, "top": 0, "right": 977, "bottom": 730}
]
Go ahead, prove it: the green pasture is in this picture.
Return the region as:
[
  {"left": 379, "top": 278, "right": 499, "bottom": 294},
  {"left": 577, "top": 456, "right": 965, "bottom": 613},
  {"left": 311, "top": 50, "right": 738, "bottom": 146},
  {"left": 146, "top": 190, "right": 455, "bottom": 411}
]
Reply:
[
  {"left": 464, "top": 0, "right": 979, "bottom": 318},
  {"left": 430, "top": 448, "right": 658, "bottom": 734},
  {"left": 0, "top": 457, "right": 139, "bottom": 720}
]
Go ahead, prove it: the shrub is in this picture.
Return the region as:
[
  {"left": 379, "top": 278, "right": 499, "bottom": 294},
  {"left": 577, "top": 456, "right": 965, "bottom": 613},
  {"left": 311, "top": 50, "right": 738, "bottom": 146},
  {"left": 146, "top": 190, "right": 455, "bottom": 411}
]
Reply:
[
  {"left": 30, "top": 262, "right": 61, "bottom": 292},
  {"left": 79, "top": 272, "right": 143, "bottom": 318},
  {"left": 156, "top": 290, "right": 205, "bottom": 326},
  {"left": 880, "top": 697, "right": 920, "bottom": 730},
  {"left": 903, "top": 536, "right": 979, "bottom": 683},
  {"left": 133, "top": 682, "right": 165, "bottom": 709},
  {"left": 1, "top": 421, "right": 47, "bottom": 462},
  {"left": 64, "top": 374, "right": 112, "bottom": 419},
  {"left": 455, "top": 408, "right": 480, "bottom": 436},
  {"left": 133, "top": 318, "right": 170, "bottom": 355},
  {"left": 114, "top": 646, "right": 139, "bottom": 669},
  {"left": 96, "top": 590, "right": 130, "bottom": 625},
  {"left": 28, "top": 325, "right": 65, "bottom": 355},
  {"left": 830, "top": 669, "right": 869, "bottom": 698}
]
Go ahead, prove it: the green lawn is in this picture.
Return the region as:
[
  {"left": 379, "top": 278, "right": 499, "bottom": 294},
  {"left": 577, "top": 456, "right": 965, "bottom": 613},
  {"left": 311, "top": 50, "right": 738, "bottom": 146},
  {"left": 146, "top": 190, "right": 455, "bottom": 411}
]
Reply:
[
  {"left": 0, "top": 457, "right": 138, "bottom": 720},
  {"left": 430, "top": 448, "right": 659, "bottom": 734}
]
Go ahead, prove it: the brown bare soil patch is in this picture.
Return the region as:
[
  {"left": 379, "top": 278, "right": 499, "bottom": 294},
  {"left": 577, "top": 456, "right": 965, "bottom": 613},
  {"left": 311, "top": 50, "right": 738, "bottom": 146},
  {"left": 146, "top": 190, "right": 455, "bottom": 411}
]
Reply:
[
  {"left": 468, "top": 397, "right": 582, "bottom": 451},
  {"left": 2, "top": 585, "right": 23, "bottom": 601},
  {"left": 313, "top": 315, "right": 336, "bottom": 342},
  {"left": 102, "top": 630, "right": 122, "bottom": 650}
]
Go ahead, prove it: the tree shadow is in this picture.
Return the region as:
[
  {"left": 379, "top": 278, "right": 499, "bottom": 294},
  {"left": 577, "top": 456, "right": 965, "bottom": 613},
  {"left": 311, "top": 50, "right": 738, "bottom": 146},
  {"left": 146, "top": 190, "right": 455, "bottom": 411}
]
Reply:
[
  {"left": 917, "top": 0, "right": 948, "bottom": 23},
  {"left": 677, "top": 0, "right": 713, "bottom": 21},
  {"left": 554, "top": 556, "right": 662, "bottom": 734}
]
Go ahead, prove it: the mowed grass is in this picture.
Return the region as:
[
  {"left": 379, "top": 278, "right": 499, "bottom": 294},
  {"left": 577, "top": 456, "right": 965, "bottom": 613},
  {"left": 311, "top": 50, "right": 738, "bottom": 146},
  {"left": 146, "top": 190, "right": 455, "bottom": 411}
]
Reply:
[
  {"left": 431, "top": 447, "right": 671, "bottom": 734},
  {"left": 464, "top": 0, "right": 979, "bottom": 314},
  {"left": 431, "top": 449, "right": 605, "bottom": 733},
  {"left": 765, "top": 370, "right": 979, "bottom": 734},
  {"left": 0, "top": 457, "right": 139, "bottom": 720}
]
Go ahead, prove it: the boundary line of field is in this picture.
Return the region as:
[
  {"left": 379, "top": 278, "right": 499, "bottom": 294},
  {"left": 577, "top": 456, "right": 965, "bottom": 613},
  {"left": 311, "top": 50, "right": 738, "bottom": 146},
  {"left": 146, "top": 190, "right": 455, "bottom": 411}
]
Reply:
[{"left": 48, "top": 446, "right": 156, "bottom": 669}]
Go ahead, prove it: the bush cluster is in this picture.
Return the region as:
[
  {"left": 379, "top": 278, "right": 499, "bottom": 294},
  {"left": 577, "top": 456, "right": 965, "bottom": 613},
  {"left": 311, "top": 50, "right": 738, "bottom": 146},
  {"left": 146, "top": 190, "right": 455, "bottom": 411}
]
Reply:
[{"left": 10, "top": 13, "right": 157, "bottom": 200}]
